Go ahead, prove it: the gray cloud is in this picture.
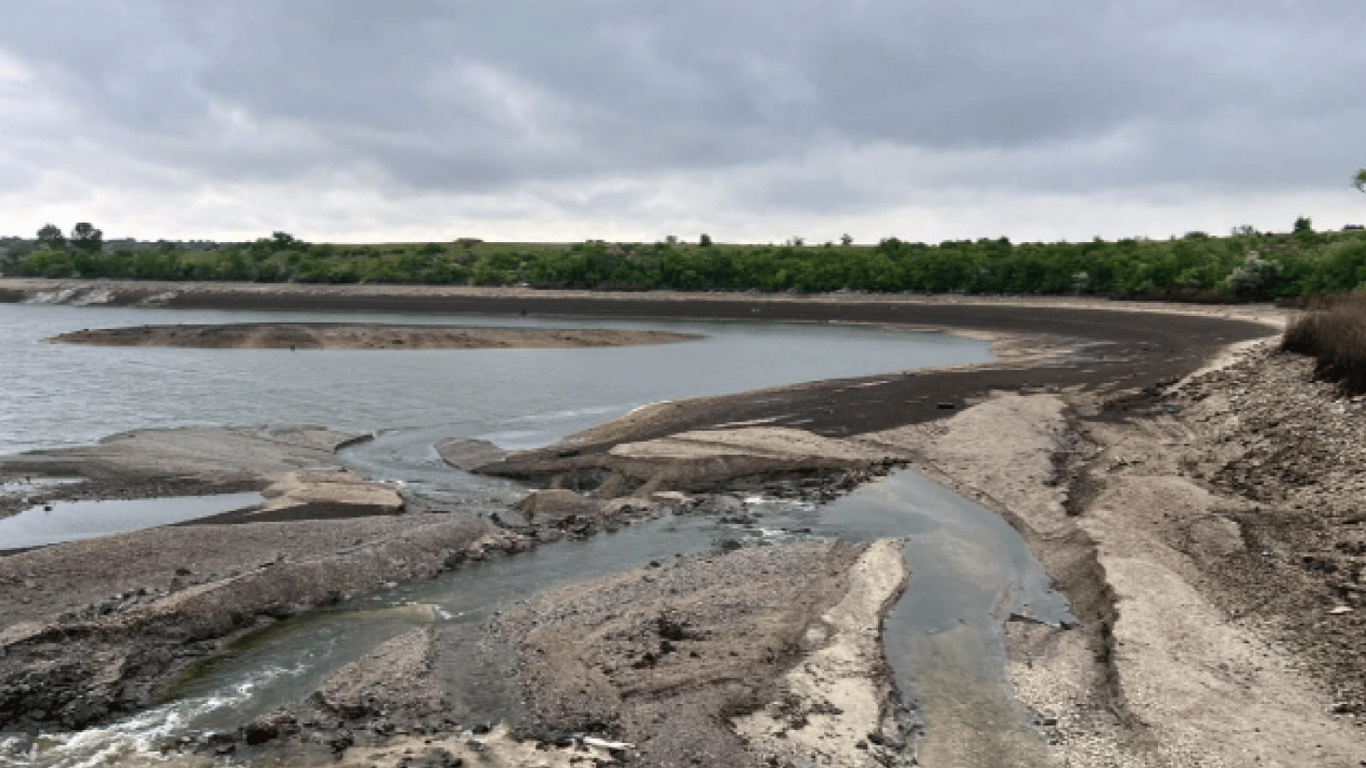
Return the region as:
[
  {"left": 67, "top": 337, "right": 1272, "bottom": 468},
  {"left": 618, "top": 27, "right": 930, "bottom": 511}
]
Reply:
[{"left": 1, "top": 0, "right": 1363, "bottom": 241}]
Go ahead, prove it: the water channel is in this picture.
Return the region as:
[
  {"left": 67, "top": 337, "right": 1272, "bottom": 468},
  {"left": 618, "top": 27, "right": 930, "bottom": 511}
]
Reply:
[{"left": 0, "top": 302, "right": 1071, "bottom": 766}]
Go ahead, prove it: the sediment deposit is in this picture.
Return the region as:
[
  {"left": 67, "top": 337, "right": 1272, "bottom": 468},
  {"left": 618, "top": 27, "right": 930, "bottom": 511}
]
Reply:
[{"left": 47, "top": 322, "right": 699, "bottom": 350}]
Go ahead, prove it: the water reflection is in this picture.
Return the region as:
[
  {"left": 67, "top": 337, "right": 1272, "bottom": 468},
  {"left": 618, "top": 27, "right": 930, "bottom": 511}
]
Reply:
[{"left": 0, "top": 493, "right": 263, "bottom": 550}]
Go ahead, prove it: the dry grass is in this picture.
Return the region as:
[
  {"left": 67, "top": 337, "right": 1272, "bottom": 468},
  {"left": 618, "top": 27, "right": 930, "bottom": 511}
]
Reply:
[{"left": 1281, "top": 294, "right": 1366, "bottom": 395}]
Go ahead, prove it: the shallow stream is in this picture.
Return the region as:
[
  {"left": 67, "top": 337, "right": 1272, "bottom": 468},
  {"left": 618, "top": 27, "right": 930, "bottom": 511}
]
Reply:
[{"left": 0, "top": 302, "right": 1071, "bottom": 766}]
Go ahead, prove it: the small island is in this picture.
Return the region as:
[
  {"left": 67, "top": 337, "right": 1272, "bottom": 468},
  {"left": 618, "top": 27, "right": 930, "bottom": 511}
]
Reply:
[{"left": 47, "top": 322, "right": 701, "bottom": 350}]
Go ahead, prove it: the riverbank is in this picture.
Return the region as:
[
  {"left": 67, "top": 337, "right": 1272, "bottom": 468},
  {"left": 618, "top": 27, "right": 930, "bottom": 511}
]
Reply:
[{"left": 5, "top": 281, "right": 1359, "bottom": 766}]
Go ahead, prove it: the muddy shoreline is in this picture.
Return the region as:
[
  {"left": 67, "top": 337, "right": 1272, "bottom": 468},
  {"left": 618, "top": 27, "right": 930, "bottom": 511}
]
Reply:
[{"left": 6, "top": 280, "right": 1361, "bottom": 766}]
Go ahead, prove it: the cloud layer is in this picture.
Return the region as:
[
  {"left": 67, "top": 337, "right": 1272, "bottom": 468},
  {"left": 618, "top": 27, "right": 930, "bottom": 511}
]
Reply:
[{"left": 2, "top": 1, "right": 1364, "bottom": 243}]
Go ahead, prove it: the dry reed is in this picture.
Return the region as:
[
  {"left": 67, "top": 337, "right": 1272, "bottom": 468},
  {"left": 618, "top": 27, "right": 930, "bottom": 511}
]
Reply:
[{"left": 1281, "top": 294, "right": 1366, "bottom": 395}]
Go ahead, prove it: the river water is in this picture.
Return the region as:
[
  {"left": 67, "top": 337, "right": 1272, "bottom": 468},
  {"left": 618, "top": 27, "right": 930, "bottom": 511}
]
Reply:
[{"left": 0, "top": 301, "right": 1070, "bottom": 766}]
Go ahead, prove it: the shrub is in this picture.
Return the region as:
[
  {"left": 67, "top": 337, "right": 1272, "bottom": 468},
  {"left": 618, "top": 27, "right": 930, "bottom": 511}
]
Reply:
[
  {"left": 1225, "top": 252, "right": 1283, "bottom": 299},
  {"left": 1282, "top": 294, "right": 1366, "bottom": 395}
]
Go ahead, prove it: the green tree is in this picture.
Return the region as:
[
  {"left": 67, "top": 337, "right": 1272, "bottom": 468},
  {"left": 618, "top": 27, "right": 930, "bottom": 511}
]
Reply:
[
  {"left": 272, "top": 231, "right": 299, "bottom": 248},
  {"left": 36, "top": 223, "right": 65, "bottom": 251},
  {"left": 1293, "top": 216, "right": 1314, "bottom": 235},
  {"left": 70, "top": 222, "right": 103, "bottom": 254},
  {"left": 699, "top": 233, "right": 713, "bottom": 248},
  {"left": 1225, "top": 252, "right": 1283, "bottom": 298},
  {"left": 1353, "top": 168, "right": 1366, "bottom": 193}
]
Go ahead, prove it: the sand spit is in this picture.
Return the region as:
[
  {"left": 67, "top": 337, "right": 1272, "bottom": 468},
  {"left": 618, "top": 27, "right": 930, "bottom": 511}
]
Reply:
[{"left": 47, "top": 322, "right": 700, "bottom": 350}]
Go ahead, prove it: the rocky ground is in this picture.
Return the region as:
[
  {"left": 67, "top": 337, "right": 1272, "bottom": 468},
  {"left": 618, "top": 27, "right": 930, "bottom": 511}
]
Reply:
[
  {"left": 878, "top": 340, "right": 1366, "bottom": 767},
  {"left": 492, "top": 538, "right": 910, "bottom": 768},
  {"left": 192, "top": 536, "right": 913, "bottom": 768},
  {"left": 47, "top": 323, "right": 698, "bottom": 350},
  {"left": 0, "top": 512, "right": 508, "bottom": 732},
  {"left": 1161, "top": 343, "right": 1366, "bottom": 721}
]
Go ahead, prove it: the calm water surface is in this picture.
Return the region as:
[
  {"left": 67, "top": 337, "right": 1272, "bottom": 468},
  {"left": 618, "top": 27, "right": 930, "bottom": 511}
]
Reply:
[{"left": 0, "top": 303, "right": 992, "bottom": 457}]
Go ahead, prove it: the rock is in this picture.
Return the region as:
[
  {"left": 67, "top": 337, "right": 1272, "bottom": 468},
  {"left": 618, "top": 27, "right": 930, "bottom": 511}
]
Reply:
[
  {"left": 311, "top": 628, "right": 445, "bottom": 721},
  {"left": 258, "top": 469, "right": 404, "bottom": 517},
  {"left": 242, "top": 709, "right": 299, "bottom": 745},
  {"left": 650, "top": 490, "right": 695, "bottom": 505},
  {"left": 603, "top": 497, "right": 655, "bottom": 517},
  {"left": 516, "top": 489, "right": 604, "bottom": 523},
  {"left": 1184, "top": 515, "right": 1245, "bottom": 561},
  {"left": 701, "top": 495, "right": 745, "bottom": 515},
  {"left": 435, "top": 439, "right": 508, "bottom": 472}
]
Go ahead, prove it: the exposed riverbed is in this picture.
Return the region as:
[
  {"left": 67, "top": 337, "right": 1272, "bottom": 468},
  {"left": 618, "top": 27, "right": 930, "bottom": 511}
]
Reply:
[
  {"left": 0, "top": 300, "right": 1079, "bottom": 767},
  {"left": 5, "top": 288, "right": 1316, "bottom": 765}
]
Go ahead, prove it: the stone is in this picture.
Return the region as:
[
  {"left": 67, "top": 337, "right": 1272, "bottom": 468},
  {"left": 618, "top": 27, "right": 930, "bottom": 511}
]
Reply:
[
  {"left": 435, "top": 439, "right": 507, "bottom": 471},
  {"left": 258, "top": 469, "right": 403, "bottom": 517},
  {"left": 515, "top": 489, "right": 604, "bottom": 523}
]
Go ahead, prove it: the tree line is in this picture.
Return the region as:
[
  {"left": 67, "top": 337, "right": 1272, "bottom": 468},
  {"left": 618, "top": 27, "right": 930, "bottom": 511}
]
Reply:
[{"left": 7, "top": 219, "right": 1366, "bottom": 300}]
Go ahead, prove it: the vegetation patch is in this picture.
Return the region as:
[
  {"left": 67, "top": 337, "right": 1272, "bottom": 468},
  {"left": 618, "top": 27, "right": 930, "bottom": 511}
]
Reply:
[
  {"left": 7, "top": 218, "right": 1366, "bottom": 299},
  {"left": 1282, "top": 294, "right": 1366, "bottom": 395}
]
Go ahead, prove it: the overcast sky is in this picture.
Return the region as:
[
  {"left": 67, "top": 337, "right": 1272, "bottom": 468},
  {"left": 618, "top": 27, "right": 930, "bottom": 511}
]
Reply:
[{"left": 2, "top": 1, "right": 1364, "bottom": 244}]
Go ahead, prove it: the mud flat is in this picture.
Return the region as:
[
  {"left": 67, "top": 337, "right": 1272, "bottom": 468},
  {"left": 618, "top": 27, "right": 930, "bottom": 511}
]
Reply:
[{"left": 47, "top": 322, "right": 699, "bottom": 350}]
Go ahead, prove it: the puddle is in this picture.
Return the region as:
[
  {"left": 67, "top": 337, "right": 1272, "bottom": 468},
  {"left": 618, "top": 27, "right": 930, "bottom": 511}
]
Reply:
[{"left": 0, "top": 493, "right": 264, "bottom": 550}]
